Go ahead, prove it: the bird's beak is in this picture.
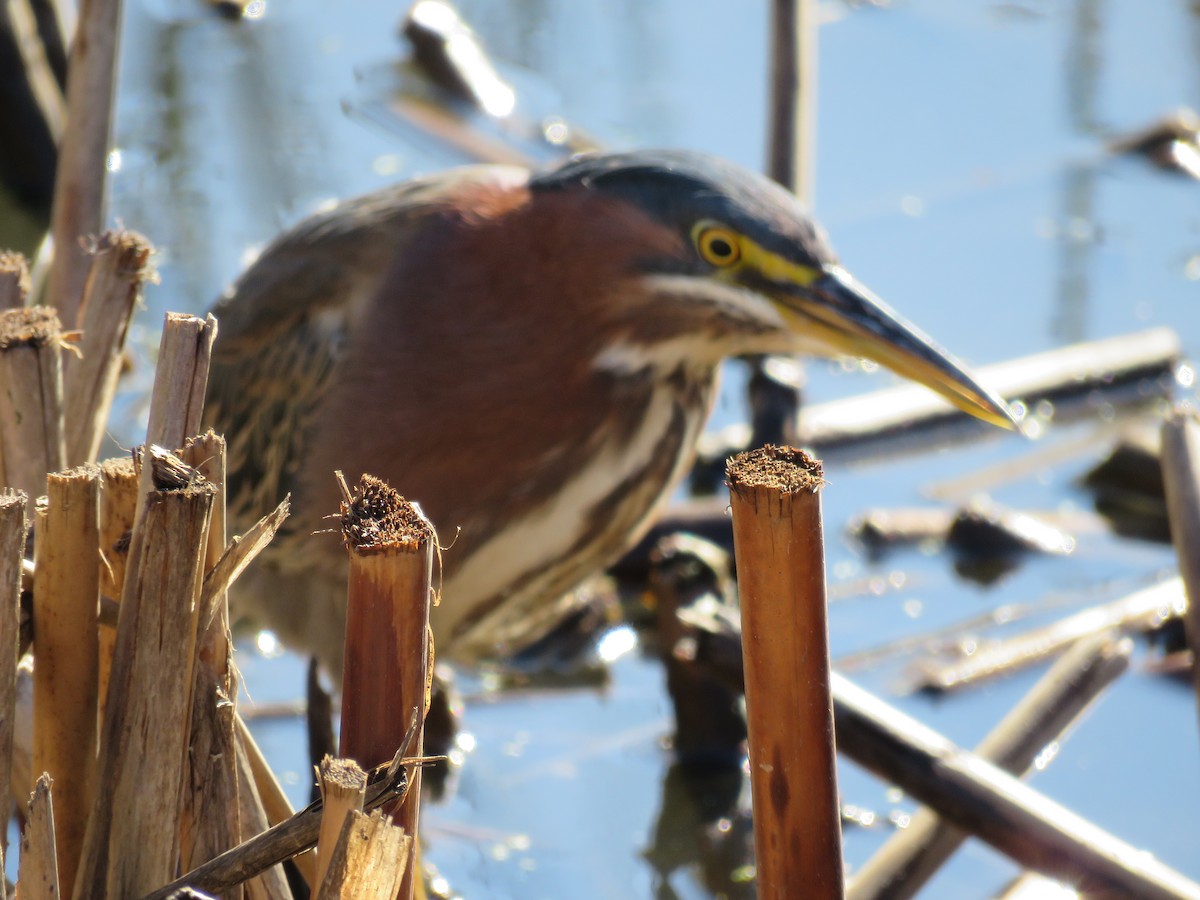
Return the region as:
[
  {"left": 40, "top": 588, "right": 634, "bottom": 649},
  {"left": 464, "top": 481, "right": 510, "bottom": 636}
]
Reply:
[{"left": 775, "top": 264, "right": 1019, "bottom": 430}]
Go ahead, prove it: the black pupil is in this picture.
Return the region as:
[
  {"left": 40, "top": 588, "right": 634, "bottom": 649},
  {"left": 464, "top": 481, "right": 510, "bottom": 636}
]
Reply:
[{"left": 708, "top": 236, "right": 733, "bottom": 259}]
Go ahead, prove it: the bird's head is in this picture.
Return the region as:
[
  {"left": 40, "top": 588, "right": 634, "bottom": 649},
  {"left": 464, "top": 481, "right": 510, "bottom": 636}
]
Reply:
[{"left": 532, "top": 150, "right": 1017, "bottom": 430}]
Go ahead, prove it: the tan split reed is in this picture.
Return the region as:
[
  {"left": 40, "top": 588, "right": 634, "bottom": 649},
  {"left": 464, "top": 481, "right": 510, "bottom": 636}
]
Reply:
[
  {"left": 74, "top": 448, "right": 216, "bottom": 899},
  {"left": 19, "top": 774, "right": 59, "bottom": 900},
  {"left": 337, "top": 473, "right": 435, "bottom": 900},
  {"left": 726, "top": 445, "right": 843, "bottom": 899},
  {"left": 0, "top": 307, "right": 66, "bottom": 504},
  {"left": 314, "top": 810, "right": 411, "bottom": 900},
  {"left": 32, "top": 465, "right": 101, "bottom": 898},
  {"left": 314, "top": 756, "right": 368, "bottom": 889},
  {"left": 45, "top": 0, "right": 121, "bottom": 326},
  {"left": 64, "top": 229, "right": 155, "bottom": 466}
]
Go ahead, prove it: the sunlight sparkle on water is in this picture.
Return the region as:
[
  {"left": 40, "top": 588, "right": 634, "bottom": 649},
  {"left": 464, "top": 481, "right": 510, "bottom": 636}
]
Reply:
[
  {"left": 255, "top": 629, "right": 283, "bottom": 658},
  {"left": 596, "top": 625, "right": 637, "bottom": 662}
]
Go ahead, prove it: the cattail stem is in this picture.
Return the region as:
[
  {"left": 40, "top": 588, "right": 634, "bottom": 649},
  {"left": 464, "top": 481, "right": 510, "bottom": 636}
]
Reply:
[
  {"left": 0, "top": 307, "right": 66, "bottom": 503},
  {"left": 832, "top": 671, "right": 1200, "bottom": 898},
  {"left": 45, "top": 0, "right": 121, "bottom": 326},
  {"left": 32, "top": 465, "right": 101, "bottom": 897},
  {"left": 726, "top": 445, "right": 844, "bottom": 899},
  {"left": 1159, "top": 406, "right": 1200, "bottom": 737},
  {"left": 767, "top": 0, "right": 816, "bottom": 203},
  {"left": 133, "top": 313, "right": 217, "bottom": 534},
  {"left": 63, "top": 230, "right": 155, "bottom": 465},
  {"left": 846, "top": 631, "right": 1132, "bottom": 899},
  {"left": 338, "top": 473, "right": 435, "bottom": 900},
  {"left": 96, "top": 456, "right": 137, "bottom": 724},
  {"left": 74, "top": 448, "right": 215, "bottom": 900}
]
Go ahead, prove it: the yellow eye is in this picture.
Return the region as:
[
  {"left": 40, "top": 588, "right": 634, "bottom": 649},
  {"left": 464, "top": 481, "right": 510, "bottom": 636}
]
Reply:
[{"left": 696, "top": 226, "right": 741, "bottom": 268}]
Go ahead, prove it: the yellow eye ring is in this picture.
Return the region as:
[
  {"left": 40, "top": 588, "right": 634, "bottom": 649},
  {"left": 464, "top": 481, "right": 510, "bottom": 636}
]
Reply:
[{"left": 696, "top": 226, "right": 741, "bottom": 268}]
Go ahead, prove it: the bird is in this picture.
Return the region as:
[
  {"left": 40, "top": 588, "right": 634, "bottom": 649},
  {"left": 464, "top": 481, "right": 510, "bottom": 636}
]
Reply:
[{"left": 204, "top": 149, "right": 1015, "bottom": 674}]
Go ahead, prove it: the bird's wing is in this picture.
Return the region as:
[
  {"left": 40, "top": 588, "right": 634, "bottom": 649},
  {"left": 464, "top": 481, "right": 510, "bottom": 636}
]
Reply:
[{"left": 204, "top": 178, "right": 451, "bottom": 530}]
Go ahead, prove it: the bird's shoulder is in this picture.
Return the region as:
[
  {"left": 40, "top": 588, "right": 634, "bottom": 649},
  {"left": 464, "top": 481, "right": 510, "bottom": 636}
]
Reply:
[{"left": 209, "top": 164, "right": 532, "bottom": 349}]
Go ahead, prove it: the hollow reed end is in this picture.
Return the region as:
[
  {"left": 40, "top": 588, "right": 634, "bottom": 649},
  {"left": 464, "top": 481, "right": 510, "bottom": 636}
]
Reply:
[
  {"left": 725, "top": 444, "right": 843, "bottom": 899},
  {"left": 338, "top": 473, "right": 434, "bottom": 900}
]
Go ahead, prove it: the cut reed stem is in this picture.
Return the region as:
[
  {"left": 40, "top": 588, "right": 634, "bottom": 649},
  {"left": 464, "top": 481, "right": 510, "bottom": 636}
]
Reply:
[
  {"left": 726, "top": 445, "right": 843, "bottom": 899},
  {"left": 32, "top": 465, "right": 101, "bottom": 897},
  {"left": 0, "top": 306, "right": 66, "bottom": 502},
  {"left": 338, "top": 472, "right": 435, "bottom": 900},
  {"left": 63, "top": 229, "right": 155, "bottom": 465},
  {"left": 74, "top": 448, "right": 215, "bottom": 900}
]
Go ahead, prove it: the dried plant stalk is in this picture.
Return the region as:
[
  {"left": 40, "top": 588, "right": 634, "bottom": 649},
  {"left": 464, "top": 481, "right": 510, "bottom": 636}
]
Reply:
[
  {"left": 96, "top": 456, "right": 137, "bottom": 725},
  {"left": 63, "top": 230, "right": 155, "bottom": 465},
  {"left": 132, "top": 313, "right": 217, "bottom": 541},
  {"left": 19, "top": 774, "right": 60, "bottom": 900},
  {"left": 338, "top": 473, "right": 434, "bottom": 900},
  {"left": 0, "top": 307, "right": 66, "bottom": 501},
  {"left": 73, "top": 449, "right": 215, "bottom": 900},
  {"left": 314, "top": 810, "right": 410, "bottom": 900},
  {"left": 178, "top": 432, "right": 240, "bottom": 890},
  {"left": 314, "top": 756, "right": 367, "bottom": 890},
  {"left": 44, "top": 0, "right": 121, "bottom": 326},
  {"left": 847, "top": 632, "right": 1133, "bottom": 899},
  {"left": 726, "top": 446, "right": 843, "bottom": 899},
  {"left": 1159, "top": 406, "right": 1200, "bottom": 736},
  {"left": 32, "top": 466, "right": 101, "bottom": 898},
  {"left": 0, "top": 491, "right": 27, "bottom": 866},
  {"left": 0, "top": 251, "right": 30, "bottom": 309},
  {"left": 832, "top": 672, "right": 1200, "bottom": 898}
]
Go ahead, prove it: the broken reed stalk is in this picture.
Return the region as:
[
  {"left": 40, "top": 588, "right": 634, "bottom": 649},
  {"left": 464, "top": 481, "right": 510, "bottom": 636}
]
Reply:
[
  {"left": 20, "top": 774, "right": 60, "bottom": 900},
  {"left": 315, "top": 757, "right": 368, "bottom": 890},
  {"left": 74, "top": 448, "right": 216, "bottom": 900},
  {"left": 32, "top": 466, "right": 101, "bottom": 898},
  {"left": 96, "top": 456, "right": 137, "bottom": 724},
  {"left": 177, "top": 431, "right": 246, "bottom": 893},
  {"left": 725, "top": 446, "right": 843, "bottom": 899},
  {"left": 0, "top": 251, "right": 30, "bottom": 309},
  {"left": 0, "top": 307, "right": 66, "bottom": 502},
  {"left": 831, "top": 671, "right": 1200, "bottom": 898},
  {"left": 142, "top": 741, "right": 415, "bottom": 900},
  {"left": 914, "top": 577, "right": 1183, "bottom": 692},
  {"left": 338, "top": 473, "right": 435, "bottom": 900},
  {"left": 134, "top": 312, "right": 217, "bottom": 536},
  {"left": 846, "top": 631, "right": 1133, "bottom": 900},
  {"left": 314, "top": 810, "right": 411, "bottom": 900},
  {"left": 767, "top": 0, "right": 816, "bottom": 203},
  {"left": 1158, "top": 406, "right": 1200, "bottom": 737},
  {"left": 0, "top": 492, "right": 27, "bottom": 865},
  {"left": 44, "top": 0, "right": 121, "bottom": 326},
  {"left": 64, "top": 230, "right": 155, "bottom": 465}
]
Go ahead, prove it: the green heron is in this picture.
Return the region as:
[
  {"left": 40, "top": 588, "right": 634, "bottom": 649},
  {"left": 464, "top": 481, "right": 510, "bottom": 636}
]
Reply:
[{"left": 205, "top": 149, "right": 1014, "bottom": 670}]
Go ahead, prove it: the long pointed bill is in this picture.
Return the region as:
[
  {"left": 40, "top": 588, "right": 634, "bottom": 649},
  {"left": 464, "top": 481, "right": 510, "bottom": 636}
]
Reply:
[{"left": 777, "top": 265, "right": 1019, "bottom": 430}]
